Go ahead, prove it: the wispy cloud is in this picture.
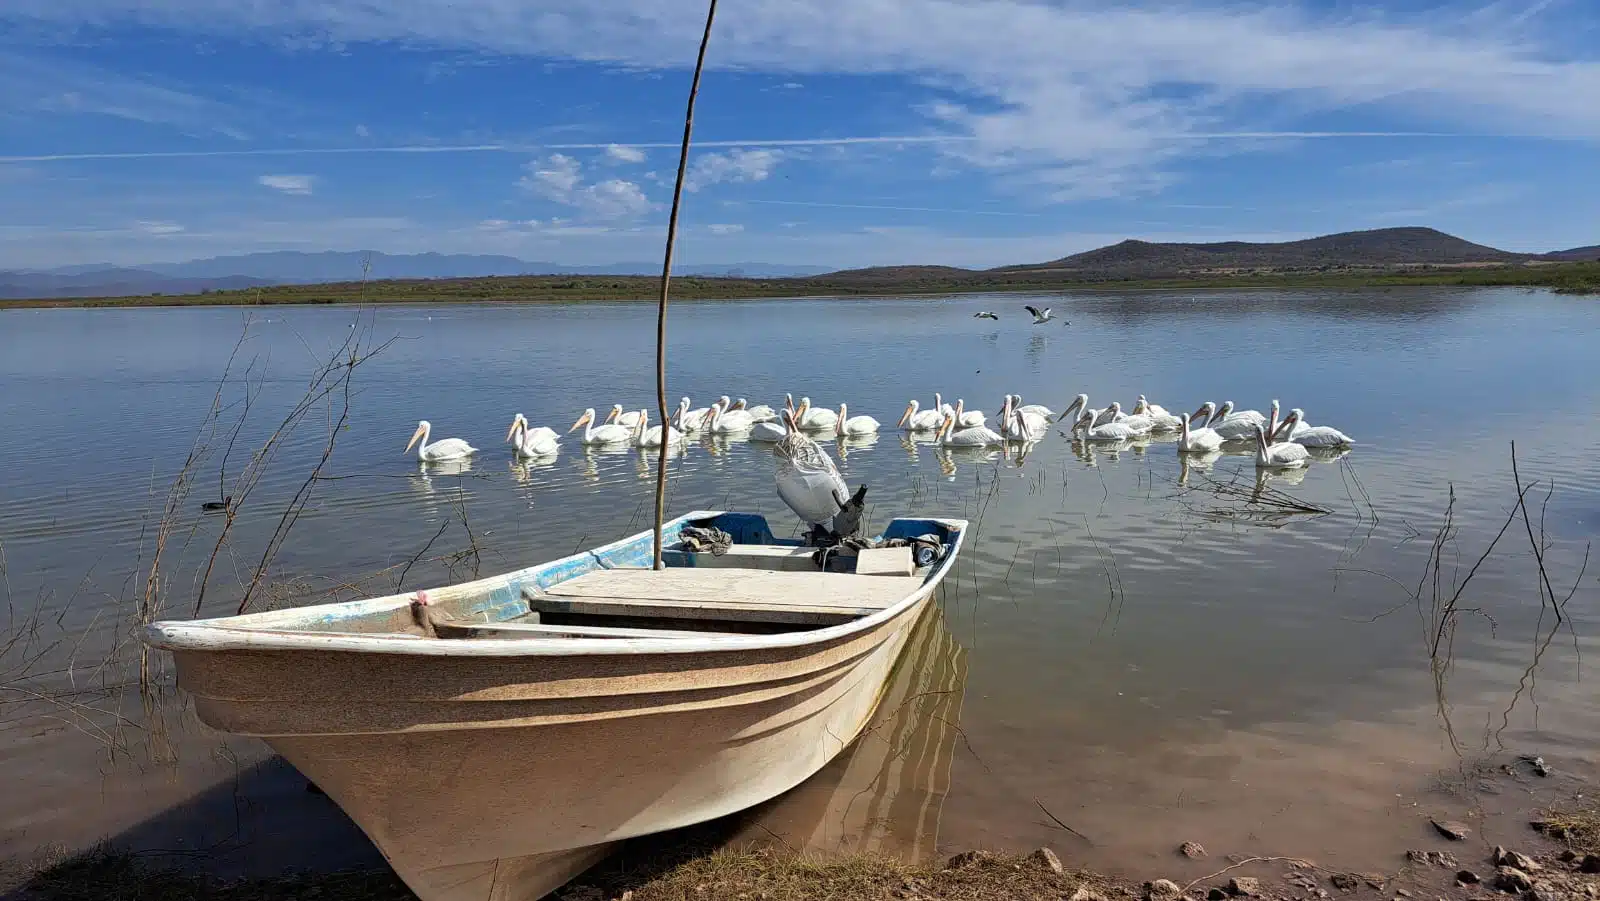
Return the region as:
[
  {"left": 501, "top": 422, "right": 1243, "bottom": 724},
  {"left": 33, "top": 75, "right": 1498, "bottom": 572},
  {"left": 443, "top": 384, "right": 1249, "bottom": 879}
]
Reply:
[
  {"left": 0, "top": 53, "right": 248, "bottom": 139},
  {"left": 684, "top": 149, "right": 783, "bottom": 192},
  {"left": 737, "top": 199, "right": 1042, "bottom": 217},
  {"left": 257, "top": 174, "right": 315, "bottom": 195},
  {"left": 604, "top": 143, "right": 646, "bottom": 164},
  {"left": 517, "top": 153, "right": 652, "bottom": 220},
  {"left": 705, "top": 223, "right": 743, "bottom": 235}
]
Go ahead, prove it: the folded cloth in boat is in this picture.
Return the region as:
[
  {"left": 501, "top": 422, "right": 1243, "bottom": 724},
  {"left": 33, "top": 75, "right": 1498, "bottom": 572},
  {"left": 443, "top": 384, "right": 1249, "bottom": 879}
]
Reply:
[
  {"left": 813, "top": 533, "right": 944, "bottom": 569},
  {"left": 678, "top": 525, "right": 734, "bottom": 556}
]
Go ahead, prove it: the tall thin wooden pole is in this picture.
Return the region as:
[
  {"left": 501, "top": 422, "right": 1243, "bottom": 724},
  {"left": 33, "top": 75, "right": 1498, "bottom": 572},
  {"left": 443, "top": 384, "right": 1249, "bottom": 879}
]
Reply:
[{"left": 654, "top": 0, "right": 721, "bottom": 570}]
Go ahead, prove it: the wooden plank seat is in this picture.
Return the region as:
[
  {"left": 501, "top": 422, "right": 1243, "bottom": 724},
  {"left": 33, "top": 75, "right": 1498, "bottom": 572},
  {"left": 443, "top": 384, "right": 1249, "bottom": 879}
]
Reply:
[
  {"left": 677, "top": 543, "right": 820, "bottom": 572},
  {"left": 525, "top": 567, "right": 922, "bottom": 627},
  {"left": 432, "top": 620, "right": 744, "bottom": 640}
]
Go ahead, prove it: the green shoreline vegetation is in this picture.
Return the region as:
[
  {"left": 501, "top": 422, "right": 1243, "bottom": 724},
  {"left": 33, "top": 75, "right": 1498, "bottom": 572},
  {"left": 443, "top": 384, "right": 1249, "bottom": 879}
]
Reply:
[{"left": 3, "top": 261, "right": 1596, "bottom": 310}]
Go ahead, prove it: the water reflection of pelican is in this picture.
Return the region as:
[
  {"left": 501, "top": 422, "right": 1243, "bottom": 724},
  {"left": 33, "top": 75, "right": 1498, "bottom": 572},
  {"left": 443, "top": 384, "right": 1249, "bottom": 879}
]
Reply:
[
  {"left": 1306, "top": 446, "right": 1351, "bottom": 464},
  {"left": 1178, "top": 451, "right": 1224, "bottom": 483},
  {"left": 507, "top": 454, "right": 559, "bottom": 484},
  {"left": 731, "top": 603, "right": 968, "bottom": 861},
  {"left": 936, "top": 445, "right": 1001, "bottom": 477},
  {"left": 635, "top": 443, "right": 685, "bottom": 479},
  {"left": 834, "top": 433, "right": 879, "bottom": 461},
  {"left": 898, "top": 432, "right": 938, "bottom": 463},
  {"left": 418, "top": 457, "right": 474, "bottom": 478},
  {"left": 1255, "top": 464, "right": 1309, "bottom": 489}
]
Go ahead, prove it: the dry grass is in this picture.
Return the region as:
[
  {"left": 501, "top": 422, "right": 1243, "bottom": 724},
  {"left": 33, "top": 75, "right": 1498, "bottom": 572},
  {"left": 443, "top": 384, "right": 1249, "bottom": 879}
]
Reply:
[
  {"left": 8, "top": 848, "right": 1116, "bottom": 901},
  {"left": 1535, "top": 803, "right": 1600, "bottom": 855}
]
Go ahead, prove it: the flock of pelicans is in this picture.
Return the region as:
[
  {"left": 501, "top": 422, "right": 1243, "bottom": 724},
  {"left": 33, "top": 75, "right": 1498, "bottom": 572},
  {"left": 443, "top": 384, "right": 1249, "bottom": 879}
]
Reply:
[
  {"left": 404, "top": 392, "right": 1354, "bottom": 470},
  {"left": 403, "top": 393, "right": 1354, "bottom": 530}
]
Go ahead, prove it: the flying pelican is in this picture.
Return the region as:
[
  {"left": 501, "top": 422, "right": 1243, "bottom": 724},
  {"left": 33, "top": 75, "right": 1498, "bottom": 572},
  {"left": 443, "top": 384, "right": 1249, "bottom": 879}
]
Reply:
[
  {"left": 733, "top": 398, "right": 778, "bottom": 423},
  {"left": 1073, "top": 409, "right": 1140, "bottom": 442},
  {"left": 773, "top": 410, "right": 851, "bottom": 529},
  {"left": 707, "top": 398, "right": 756, "bottom": 434},
  {"left": 1254, "top": 423, "right": 1310, "bottom": 469},
  {"left": 1024, "top": 304, "right": 1054, "bottom": 324},
  {"left": 569, "top": 408, "right": 634, "bottom": 445},
  {"left": 937, "top": 412, "right": 1003, "bottom": 447},
  {"left": 605, "top": 404, "right": 644, "bottom": 430},
  {"left": 793, "top": 397, "right": 839, "bottom": 431},
  {"left": 974, "top": 311, "right": 1000, "bottom": 320},
  {"left": 1177, "top": 412, "right": 1224, "bottom": 453},
  {"left": 1275, "top": 408, "right": 1353, "bottom": 447},
  {"left": 897, "top": 399, "right": 944, "bottom": 431},
  {"left": 835, "top": 403, "right": 881, "bottom": 437},
  {"left": 406, "top": 420, "right": 476, "bottom": 462},
  {"left": 635, "top": 408, "right": 684, "bottom": 448},
  {"left": 506, "top": 414, "right": 559, "bottom": 457}
]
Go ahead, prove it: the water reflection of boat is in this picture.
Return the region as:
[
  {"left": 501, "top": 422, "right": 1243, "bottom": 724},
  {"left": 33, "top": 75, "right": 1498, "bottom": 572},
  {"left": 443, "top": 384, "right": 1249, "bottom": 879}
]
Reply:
[{"left": 729, "top": 601, "right": 968, "bottom": 861}]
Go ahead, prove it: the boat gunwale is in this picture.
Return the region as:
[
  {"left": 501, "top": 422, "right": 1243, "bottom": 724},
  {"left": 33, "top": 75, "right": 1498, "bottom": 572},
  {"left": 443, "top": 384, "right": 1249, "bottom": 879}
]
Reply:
[{"left": 143, "top": 510, "right": 968, "bottom": 659}]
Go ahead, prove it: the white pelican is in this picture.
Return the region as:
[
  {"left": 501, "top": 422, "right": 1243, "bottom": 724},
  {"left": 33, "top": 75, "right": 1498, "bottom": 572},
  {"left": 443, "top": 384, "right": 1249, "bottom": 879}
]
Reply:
[
  {"left": 676, "top": 397, "right": 714, "bottom": 432},
  {"left": 635, "top": 408, "right": 685, "bottom": 448},
  {"left": 707, "top": 399, "right": 756, "bottom": 434},
  {"left": 750, "top": 416, "right": 790, "bottom": 442},
  {"left": 937, "top": 412, "right": 1003, "bottom": 447},
  {"left": 1132, "top": 396, "right": 1183, "bottom": 430},
  {"left": 794, "top": 397, "right": 839, "bottom": 431},
  {"left": 999, "top": 396, "right": 1049, "bottom": 439},
  {"left": 569, "top": 408, "right": 634, "bottom": 445},
  {"left": 1011, "top": 394, "right": 1054, "bottom": 420},
  {"left": 1207, "top": 401, "right": 1265, "bottom": 440},
  {"left": 1024, "top": 304, "right": 1054, "bottom": 324},
  {"left": 1275, "top": 408, "right": 1353, "bottom": 447},
  {"left": 1073, "top": 409, "right": 1140, "bottom": 442},
  {"left": 1255, "top": 423, "right": 1309, "bottom": 469},
  {"left": 835, "top": 403, "right": 880, "bottom": 437},
  {"left": 896, "top": 399, "right": 942, "bottom": 432},
  {"left": 1057, "top": 393, "right": 1091, "bottom": 424},
  {"left": 948, "top": 398, "right": 985, "bottom": 429},
  {"left": 1098, "top": 402, "right": 1154, "bottom": 434},
  {"left": 605, "top": 404, "right": 644, "bottom": 430},
  {"left": 773, "top": 411, "right": 850, "bottom": 528},
  {"left": 406, "top": 420, "right": 476, "bottom": 462},
  {"left": 974, "top": 311, "right": 999, "bottom": 320},
  {"left": 506, "top": 414, "right": 559, "bottom": 457},
  {"left": 734, "top": 398, "right": 778, "bottom": 423},
  {"left": 1177, "top": 412, "right": 1224, "bottom": 453}
]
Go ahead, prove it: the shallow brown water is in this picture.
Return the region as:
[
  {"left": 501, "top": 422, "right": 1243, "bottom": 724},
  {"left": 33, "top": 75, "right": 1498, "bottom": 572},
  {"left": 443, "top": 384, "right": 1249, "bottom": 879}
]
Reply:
[{"left": 1, "top": 288, "right": 1597, "bottom": 879}]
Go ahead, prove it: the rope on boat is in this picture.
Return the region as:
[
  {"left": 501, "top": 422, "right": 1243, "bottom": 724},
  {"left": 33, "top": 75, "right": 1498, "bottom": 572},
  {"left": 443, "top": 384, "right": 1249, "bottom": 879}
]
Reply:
[
  {"left": 679, "top": 525, "right": 734, "bottom": 556},
  {"left": 811, "top": 533, "right": 946, "bottom": 570}
]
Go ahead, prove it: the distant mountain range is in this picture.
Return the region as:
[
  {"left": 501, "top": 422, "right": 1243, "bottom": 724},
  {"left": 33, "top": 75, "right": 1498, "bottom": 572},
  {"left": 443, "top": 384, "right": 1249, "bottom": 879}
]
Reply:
[
  {"left": 2, "top": 229, "right": 1594, "bottom": 300},
  {"left": 0, "top": 252, "right": 832, "bottom": 299}
]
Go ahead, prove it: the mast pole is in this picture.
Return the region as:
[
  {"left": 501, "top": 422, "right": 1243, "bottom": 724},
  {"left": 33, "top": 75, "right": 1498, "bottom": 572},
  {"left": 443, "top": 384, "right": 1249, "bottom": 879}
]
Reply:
[{"left": 653, "top": 0, "right": 721, "bottom": 570}]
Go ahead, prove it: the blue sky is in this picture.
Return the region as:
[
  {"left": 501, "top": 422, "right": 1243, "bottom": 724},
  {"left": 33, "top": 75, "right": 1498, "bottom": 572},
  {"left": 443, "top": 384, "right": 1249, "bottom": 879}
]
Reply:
[{"left": 1, "top": 0, "right": 1597, "bottom": 270}]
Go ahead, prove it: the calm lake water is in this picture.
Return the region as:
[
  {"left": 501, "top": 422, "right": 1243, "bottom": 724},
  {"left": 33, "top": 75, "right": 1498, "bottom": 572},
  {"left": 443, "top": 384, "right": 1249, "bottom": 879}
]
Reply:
[{"left": 1, "top": 288, "right": 1597, "bottom": 880}]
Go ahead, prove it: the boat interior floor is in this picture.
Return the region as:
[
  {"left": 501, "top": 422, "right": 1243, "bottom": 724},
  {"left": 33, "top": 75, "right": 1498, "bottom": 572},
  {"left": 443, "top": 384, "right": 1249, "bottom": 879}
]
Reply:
[{"left": 433, "top": 545, "right": 924, "bottom": 640}]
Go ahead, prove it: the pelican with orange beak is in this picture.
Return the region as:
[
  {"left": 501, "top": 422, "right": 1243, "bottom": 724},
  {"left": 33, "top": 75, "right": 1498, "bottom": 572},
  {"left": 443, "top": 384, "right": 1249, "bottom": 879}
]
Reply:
[
  {"left": 897, "top": 399, "right": 943, "bottom": 431},
  {"left": 568, "top": 408, "right": 634, "bottom": 445},
  {"left": 405, "top": 420, "right": 476, "bottom": 462}
]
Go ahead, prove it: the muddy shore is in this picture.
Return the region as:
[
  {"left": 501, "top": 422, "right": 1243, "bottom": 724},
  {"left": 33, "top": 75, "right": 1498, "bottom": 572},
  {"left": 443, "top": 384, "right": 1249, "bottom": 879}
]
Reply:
[{"left": 4, "top": 750, "right": 1596, "bottom": 901}]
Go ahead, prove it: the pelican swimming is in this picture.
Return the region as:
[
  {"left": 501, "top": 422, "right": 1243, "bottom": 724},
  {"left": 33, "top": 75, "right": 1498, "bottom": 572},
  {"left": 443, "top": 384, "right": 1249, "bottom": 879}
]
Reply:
[
  {"left": 1208, "top": 400, "right": 1273, "bottom": 441},
  {"left": 974, "top": 311, "right": 999, "bottom": 320},
  {"left": 734, "top": 398, "right": 778, "bottom": 423},
  {"left": 1275, "top": 408, "right": 1353, "bottom": 447},
  {"left": 1177, "top": 412, "right": 1224, "bottom": 453},
  {"left": 1254, "top": 422, "right": 1310, "bottom": 469},
  {"left": 569, "top": 408, "right": 634, "bottom": 445},
  {"left": 605, "top": 404, "right": 644, "bottom": 430},
  {"left": 406, "top": 420, "right": 476, "bottom": 462},
  {"left": 1024, "top": 304, "right": 1054, "bottom": 324},
  {"left": 793, "top": 397, "right": 839, "bottom": 431},
  {"left": 1073, "top": 409, "right": 1140, "bottom": 442},
  {"left": 1132, "top": 396, "right": 1183, "bottom": 430},
  {"left": 1057, "top": 393, "right": 1091, "bottom": 424},
  {"left": 1011, "top": 394, "right": 1055, "bottom": 420},
  {"left": 897, "top": 399, "right": 943, "bottom": 431},
  {"left": 1097, "top": 402, "right": 1154, "bottom": 434},
  {"left": 749, "top": 415, "right": 790, "bottom": 442},
  {"left": 938, "top": 412, "right": 1003, "bottom": 447},
  {"left": 506, "top": 414, "right": 559, "bottom": 457},
  {"left": 635, "top": 408, "right": 684, "bottom": 448},
  {"left": 999, "top": 397, "right": 1048, "bottom": 440},
  {"left": 835, "top": 403, "right": 880, "bottom": 437},
  {"left": 945, "top": 398, "right": 985, "bottom": 429},
  {"left": 707, "top": 398, "right": 756, "bottom": 434},
  {"left": 773, "top": 410, "right": 851, "bottom": 528}
]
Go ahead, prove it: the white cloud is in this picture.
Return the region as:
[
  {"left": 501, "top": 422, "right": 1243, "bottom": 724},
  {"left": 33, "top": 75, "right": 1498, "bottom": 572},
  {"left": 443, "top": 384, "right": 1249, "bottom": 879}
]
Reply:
[
  {"left": 706, "top": 223, "right": 744, "bottom": 235},
  {"left": 517, "top": 153, "right": 652, "bottom": 220},
  {"left": 257, "top": 174, "right": 316, "bottom": 195},
  {"left": 604, "top": 143, "right": 646, "bottom": 164},
  {"left": 354, "top": 123, "right": 370, "bottom": 138},
  {"left": 685, "top": 149, "right": 783, "bottom": 192},
  {"left": 5, "top": 0, "right": 1597, "bottom": 200},
  {"left": 135, "top": 220, "right": 184, "bottom": 235}
]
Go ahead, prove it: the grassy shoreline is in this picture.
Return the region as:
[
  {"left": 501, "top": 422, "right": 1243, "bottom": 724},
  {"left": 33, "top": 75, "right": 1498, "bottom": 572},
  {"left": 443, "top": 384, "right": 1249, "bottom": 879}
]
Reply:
[{"left": 4, "top": 262, "right": 1596, "bottom": 310}]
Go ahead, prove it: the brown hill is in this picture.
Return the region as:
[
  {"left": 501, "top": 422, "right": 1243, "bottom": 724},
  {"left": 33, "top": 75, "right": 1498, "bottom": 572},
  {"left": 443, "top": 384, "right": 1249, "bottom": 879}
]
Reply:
[
  {"left": 993, "top": 227, "right": 1528, "bottom": 276},
  {"left": 1546, "top": 244, "right": 1600, "bottom": 262}
]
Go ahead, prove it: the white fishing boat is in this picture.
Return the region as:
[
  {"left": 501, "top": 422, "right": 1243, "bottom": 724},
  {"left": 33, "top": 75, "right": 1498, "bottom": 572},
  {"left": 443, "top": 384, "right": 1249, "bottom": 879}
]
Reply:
[{"left": 143, "top": 509, "right": 966, "bottom": 901}]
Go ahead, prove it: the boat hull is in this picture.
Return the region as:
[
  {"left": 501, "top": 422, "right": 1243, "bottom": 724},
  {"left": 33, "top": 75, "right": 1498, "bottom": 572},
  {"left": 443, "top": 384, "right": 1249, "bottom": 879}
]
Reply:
[{"left": 168, "top": 593, "right": 931, "bottom": 901}]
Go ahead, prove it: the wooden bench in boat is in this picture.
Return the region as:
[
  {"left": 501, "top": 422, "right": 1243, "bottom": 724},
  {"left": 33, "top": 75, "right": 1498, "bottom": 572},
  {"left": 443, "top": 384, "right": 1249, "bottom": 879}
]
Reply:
[
  {"left": 678, "top": 544, "right": 915, "bottom": 576},
  {"left": 525, "top": 567, "right": 923, "bottom": 627},
  {"left": 432, "top": 620, "right": 746, "bottom": 640}
]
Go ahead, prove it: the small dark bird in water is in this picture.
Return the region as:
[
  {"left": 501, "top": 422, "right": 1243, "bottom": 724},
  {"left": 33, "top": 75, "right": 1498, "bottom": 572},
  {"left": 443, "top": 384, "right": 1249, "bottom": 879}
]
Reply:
[
  {"left": 201, "top": 496, "right": 232, "bottom": 514},
  {"left": 973, "top": 311, "right": 999, "bottom": 320}
]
